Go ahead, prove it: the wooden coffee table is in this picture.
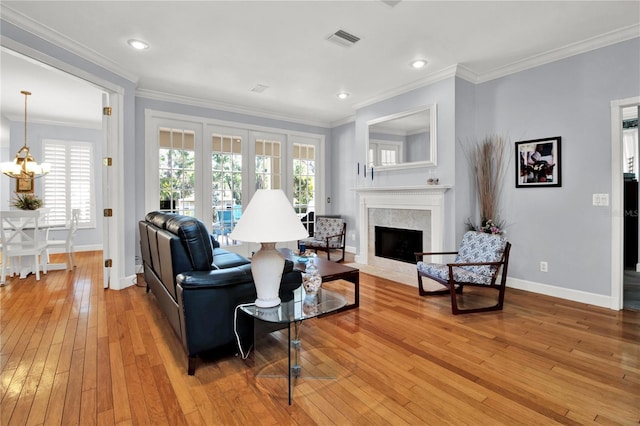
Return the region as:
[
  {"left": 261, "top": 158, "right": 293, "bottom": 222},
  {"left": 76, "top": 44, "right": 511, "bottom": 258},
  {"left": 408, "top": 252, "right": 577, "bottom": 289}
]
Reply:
[{"left": 279, "top": 248, "right": 359, "bottom": 313}]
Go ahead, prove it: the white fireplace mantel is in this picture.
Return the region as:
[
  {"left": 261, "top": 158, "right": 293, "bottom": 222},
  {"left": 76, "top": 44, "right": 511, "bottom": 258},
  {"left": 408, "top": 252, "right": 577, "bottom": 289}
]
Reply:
[
  {"left": 353, "top": 185, "right": 452, "bottom": 194},
  {"left": 353, "top": 185, "right": 451, "bottom": 265}
]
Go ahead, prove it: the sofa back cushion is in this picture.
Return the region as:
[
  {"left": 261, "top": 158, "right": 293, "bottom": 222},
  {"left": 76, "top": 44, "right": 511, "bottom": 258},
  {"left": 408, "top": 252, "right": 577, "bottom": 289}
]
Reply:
[{"left": 165, "top": 215, "right": 214, "bottom": 271}]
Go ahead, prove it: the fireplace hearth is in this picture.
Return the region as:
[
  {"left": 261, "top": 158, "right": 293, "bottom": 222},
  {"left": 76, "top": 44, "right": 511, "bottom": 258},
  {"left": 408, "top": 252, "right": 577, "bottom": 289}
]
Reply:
[{"left": 375, "top": 226, "right": 423, "bottom": 264}]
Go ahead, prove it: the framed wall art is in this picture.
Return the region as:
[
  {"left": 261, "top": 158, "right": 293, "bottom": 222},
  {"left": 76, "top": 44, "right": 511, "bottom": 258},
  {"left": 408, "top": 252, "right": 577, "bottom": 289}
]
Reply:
[{"left": 515, "top": 136, "right": 561, "bottom": 188}]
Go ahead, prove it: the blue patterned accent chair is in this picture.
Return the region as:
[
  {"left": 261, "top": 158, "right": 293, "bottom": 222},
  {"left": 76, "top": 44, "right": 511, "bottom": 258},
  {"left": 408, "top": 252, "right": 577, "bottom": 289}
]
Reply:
[
  {"left": 298, "top": 216, "right": 346, "bottom": 262},
  {"left": 415, "top": 231, "right": 511, "bottom": 314}
]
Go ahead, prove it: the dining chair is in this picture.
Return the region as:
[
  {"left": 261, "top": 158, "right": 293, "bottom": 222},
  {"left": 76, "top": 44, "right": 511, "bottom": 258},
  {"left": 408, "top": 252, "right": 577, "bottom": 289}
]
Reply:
[
  {"left": 45, "top": 208, "right": 80, "bottom": 270},
  {"left": 0, "top": 210, "right": 49, "bottom": 284}
]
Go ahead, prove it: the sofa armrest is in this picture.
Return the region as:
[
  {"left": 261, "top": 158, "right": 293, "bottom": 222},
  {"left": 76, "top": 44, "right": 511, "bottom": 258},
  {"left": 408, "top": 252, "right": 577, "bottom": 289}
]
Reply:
[{"left": 177, "top": 265, "right": 254, "bottom": 289}]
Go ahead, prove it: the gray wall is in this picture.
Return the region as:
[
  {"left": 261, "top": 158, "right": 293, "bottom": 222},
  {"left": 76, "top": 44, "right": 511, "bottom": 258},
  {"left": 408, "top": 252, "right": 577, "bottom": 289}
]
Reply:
[
  {"left": 473, "top": 37, "right": 640, "bottom": 296},
  {"left": 4, "top": 14, "right": 639, "bottom": 300},
  {"left": 351, "top": 77, "right": 458, "bottom": 250}
]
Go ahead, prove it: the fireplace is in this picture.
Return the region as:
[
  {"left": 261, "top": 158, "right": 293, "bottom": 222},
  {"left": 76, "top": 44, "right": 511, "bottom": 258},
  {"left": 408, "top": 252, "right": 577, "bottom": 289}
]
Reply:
[
  {"left": 355, "top": 185, "right": 450, "bottom": 277},
  {"left": 375, "top": 226, "right": 423, "bottom": 263}
]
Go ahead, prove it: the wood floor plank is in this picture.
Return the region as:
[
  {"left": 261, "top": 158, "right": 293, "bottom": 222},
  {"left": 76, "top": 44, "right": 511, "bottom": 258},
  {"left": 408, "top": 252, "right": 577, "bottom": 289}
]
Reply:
[{"left": 0, "top": 251, "right": 639, "bottom": 425}]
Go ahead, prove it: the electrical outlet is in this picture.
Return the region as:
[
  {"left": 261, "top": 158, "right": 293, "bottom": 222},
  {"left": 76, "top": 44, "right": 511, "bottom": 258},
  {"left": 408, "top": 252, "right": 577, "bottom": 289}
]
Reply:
[{"left": 540, "top": 261, "right": 548, "bottom": 272}]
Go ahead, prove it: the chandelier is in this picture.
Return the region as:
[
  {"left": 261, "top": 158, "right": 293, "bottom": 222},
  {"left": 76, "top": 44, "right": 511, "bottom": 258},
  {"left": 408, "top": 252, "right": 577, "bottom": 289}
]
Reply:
[{"left": 1, "top": 90, "right": 50, "bottom": 179}]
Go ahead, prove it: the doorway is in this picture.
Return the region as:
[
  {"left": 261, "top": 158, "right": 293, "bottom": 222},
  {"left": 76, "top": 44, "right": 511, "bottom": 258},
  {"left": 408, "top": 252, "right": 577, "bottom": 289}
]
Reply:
[
  {"left": 612, "top": 97, "right": 640, "bottom": 311},
  {"left": 1, "top": 44, "right": 125, "bottom": 289},
  {"left": 622, "top": 105, "right": 640, "bottom": 310}
]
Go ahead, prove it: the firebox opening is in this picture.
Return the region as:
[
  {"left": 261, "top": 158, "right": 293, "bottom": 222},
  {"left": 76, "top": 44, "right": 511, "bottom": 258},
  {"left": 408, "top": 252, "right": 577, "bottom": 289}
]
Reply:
[{"left": 375, "top": 226, "right": 423, "bottom": 264}]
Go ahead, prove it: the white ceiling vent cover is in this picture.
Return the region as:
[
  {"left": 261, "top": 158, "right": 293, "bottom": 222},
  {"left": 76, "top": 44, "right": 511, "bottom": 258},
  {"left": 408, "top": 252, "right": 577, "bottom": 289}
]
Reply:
[
  {"left": 250, "top": 84, "right": 269, "bottom": 93},
  {"left": 327, "top": 29, "right": 361, "bottom": 47}
]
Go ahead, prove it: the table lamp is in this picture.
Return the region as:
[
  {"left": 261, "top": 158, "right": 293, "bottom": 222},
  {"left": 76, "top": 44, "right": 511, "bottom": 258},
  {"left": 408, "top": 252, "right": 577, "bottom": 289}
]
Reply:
[{"left": 229, "top": 189, "right": 308, "bottom": 307}]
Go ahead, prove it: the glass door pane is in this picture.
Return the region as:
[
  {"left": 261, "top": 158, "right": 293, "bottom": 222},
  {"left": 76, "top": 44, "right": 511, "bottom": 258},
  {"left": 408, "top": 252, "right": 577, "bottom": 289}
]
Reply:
[
  {"left": 158, "top": 128, "right": 195, "bottom": 215},
  {"left": 211, "top": 132, "right": 243, "bottom": 245}
]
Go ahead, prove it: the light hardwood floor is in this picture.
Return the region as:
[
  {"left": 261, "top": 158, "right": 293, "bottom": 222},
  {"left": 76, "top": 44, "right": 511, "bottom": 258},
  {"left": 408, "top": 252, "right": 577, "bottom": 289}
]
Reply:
[{"left": 1, "top": 251, "right": 639, "bottom": 425}]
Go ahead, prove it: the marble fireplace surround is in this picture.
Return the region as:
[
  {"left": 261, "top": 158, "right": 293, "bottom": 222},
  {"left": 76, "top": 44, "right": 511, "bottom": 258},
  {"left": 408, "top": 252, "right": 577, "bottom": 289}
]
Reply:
[{"left": 354, "top": 185, "right": 451, "bottom": 277}]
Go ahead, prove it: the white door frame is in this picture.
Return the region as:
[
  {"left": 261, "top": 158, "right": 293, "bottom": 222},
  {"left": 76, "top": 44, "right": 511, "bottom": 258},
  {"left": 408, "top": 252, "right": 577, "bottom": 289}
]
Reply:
[
  {"left": 611, "top": 96, "right": 640, "bottom": 309},
  {"left": 2, "top": 38, "right": 126, "bottom": 289}
]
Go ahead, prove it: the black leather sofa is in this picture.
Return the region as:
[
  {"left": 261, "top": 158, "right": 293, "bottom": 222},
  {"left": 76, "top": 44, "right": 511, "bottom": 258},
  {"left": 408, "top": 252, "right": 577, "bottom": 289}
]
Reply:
[{"left": 138, "top": 211, "right": 302, "bottom": 374}]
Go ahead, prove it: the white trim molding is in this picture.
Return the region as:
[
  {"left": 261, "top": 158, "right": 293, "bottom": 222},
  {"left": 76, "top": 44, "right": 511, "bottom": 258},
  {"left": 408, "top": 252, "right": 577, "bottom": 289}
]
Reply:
[{"left": 508, "top": 278, "right": 612, "bottom": 310}]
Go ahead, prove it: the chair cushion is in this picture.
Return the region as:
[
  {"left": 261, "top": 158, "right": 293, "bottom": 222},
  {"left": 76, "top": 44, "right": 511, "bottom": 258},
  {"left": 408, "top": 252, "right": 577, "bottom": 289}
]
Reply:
[
  {"left": 314, "top": 217, "right": 343, "bottom": 240},
  {"left": 299, "top": 236, "right": 343, "bottom": 249},
  {"left": 454, "top": 231, "right": 507, "bottom": 277},
  {"left": 417, "top": 262, "right": 493, "bottom": 285}
]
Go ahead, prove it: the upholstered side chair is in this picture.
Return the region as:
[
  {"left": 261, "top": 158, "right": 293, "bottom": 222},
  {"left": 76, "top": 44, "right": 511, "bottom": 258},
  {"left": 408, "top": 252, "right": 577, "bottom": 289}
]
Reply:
[
  {"left": 415, "top": 231, "right": 511, "bottom": 314},
  {"left": 298, "top": 216, "right": 346, "bottom": 262}
]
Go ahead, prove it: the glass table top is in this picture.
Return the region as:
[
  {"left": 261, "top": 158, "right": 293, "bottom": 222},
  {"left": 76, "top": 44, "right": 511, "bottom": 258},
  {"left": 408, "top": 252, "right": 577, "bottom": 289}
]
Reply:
[{"left": 239, "top": 286, "right": 347, "bottom": 324}]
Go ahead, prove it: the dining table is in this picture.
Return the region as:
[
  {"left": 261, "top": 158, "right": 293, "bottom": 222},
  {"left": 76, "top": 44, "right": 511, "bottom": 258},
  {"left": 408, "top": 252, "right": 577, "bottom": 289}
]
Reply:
[{"left": 0, "top": 208, "right": 69, "bottom": 281}]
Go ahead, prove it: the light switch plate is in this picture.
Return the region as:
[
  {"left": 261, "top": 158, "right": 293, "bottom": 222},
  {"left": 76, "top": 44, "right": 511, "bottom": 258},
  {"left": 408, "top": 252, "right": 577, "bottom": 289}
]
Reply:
[{"left": 592, "top": 193, "right": 610, "bottom": 206}]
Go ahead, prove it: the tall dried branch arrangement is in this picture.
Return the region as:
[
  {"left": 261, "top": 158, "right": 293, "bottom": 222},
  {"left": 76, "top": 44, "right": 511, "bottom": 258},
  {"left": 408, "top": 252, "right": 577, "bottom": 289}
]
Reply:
[{"left": 463, "top": 135, "right": 509, "bottom": 224}]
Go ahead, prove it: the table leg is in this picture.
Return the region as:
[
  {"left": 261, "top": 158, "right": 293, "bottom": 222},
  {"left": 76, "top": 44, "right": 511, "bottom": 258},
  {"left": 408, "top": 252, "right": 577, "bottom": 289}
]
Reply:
[{"left": 289, "top": 320, "right": 302, "bottom": 405}]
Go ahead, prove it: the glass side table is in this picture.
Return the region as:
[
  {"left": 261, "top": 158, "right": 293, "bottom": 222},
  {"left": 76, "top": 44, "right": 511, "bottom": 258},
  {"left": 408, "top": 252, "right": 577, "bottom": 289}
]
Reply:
[{"left": 238, "top": 286, "right": 347, "bottom": 404}]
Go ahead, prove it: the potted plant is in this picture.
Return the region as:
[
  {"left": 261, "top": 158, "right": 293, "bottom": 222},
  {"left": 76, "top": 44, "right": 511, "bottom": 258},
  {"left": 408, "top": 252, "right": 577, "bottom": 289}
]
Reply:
[
  {"left": 12, "top": 192, "right": 43, "bottom": 210},
  {"left": 462, "top": 135, "right": 509, "bottom": 234}
]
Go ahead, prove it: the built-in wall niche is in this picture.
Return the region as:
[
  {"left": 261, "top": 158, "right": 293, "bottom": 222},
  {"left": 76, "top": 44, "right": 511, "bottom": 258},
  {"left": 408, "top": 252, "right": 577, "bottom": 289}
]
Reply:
[{"left": 366, "top": 104, "right": 437, "bottom": 171}]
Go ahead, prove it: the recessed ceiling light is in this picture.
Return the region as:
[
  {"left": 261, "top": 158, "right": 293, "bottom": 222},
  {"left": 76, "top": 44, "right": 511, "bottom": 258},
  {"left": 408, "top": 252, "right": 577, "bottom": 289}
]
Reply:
[
  {"left": 337, "top": 91, "right": 350, "bottom": 100},
  {"left": 410, "top": 59, "right": 427, "bottom": 69},
  {"left": 127, "top": 39, "right": 149, "bottom": 50}
]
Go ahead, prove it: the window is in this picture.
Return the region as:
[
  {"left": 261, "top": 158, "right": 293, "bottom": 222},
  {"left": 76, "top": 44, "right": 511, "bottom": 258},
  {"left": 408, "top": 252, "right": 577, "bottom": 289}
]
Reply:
[
  {"left": 623, "top": 109, "right": 638, "bottom": 179},
  {"left": 369, "top": 140, "right": 402, "bottom": 166},
  {"left": 293, "top": 142, "right": 315, "bottom": 232},
  {"left": 147, "top": 111, "right": 324, "bottom": 248},
  {"left": 159, "top": 128, "right": 195, "bottom": 215},
  {"left": 255, "top": 138, "right": 281, "bottom": 190},
  {"left": 212, "top": 133, "right": 243, "bottom": 237},
  {"left": 43, "top": 140, "right": 95, "bottom": 227}
]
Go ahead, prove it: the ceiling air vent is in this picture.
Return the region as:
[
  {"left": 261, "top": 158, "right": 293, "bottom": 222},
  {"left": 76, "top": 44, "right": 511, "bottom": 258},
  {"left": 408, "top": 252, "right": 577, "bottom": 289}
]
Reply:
[
  {"left": 327, "top": 29, "right": 361, "bottom": 47},
  {"left": 250, "top": 84, "right": 269, "bottom": 93}
]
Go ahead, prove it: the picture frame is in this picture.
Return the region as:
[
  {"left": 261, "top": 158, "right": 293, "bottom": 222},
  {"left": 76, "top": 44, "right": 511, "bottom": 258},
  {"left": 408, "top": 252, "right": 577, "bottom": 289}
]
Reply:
[
  {"left": 16, "top": 172, "right": 34, "bottom": 193},
  {"left": 515, "top": 136, "right": 561, "bottom": 188}
]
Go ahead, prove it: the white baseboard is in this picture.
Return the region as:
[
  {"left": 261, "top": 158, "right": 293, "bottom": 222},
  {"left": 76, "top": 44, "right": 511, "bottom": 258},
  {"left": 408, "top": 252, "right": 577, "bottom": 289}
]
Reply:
[{"left": 506, "top": 277, "right": 613, "bottom": 309}]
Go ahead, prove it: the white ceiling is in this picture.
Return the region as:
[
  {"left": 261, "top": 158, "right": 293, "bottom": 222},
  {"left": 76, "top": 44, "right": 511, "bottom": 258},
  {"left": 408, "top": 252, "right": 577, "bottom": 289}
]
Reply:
[{"left": 1, "top": 1, "right": 639, "bottom": 128}]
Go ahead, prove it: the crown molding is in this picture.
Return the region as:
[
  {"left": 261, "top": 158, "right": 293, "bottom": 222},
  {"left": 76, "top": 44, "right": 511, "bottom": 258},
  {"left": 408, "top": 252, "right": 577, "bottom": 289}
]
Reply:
[
  {"left": 454, "top": 64, "right": 479, "bottom": 84},
  {"left": 477, "top": 24, "right": 640, "bottom": 84},
  {"left": 1, "top": 4, "right": 139, "bottom": 84},
  {"left": 4, "top": 114, "right": 102, "bottom": 130},
  {"left": 352, "top": 64, "right": 460, "bottom": 110},
  {"left": 136, "top": 88, "right": 332, "bottom": 129},
  {"left": 330, "top": 115, "right": 356, "bottom": 128}
]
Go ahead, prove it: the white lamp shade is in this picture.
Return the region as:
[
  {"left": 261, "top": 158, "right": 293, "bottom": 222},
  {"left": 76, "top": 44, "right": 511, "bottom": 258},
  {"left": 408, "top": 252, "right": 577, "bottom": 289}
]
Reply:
[
  {"left": 229, "top": 189, "right": 308, "bottom": 308},
  {"left": 229, "top": 189, "right": 308, "bottom": 242}
]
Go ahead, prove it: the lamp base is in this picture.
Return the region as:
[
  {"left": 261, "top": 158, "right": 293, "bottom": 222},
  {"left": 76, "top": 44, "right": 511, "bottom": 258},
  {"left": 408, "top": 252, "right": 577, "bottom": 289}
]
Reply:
[{"left": 251, "top": 242, "right": 284, "bottom": 308}]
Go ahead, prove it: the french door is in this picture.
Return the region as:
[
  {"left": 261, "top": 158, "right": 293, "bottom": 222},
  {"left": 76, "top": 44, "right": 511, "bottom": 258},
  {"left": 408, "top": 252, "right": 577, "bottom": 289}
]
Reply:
[{"left": 146, "top": 111, "right": 323, "bottom": 252}]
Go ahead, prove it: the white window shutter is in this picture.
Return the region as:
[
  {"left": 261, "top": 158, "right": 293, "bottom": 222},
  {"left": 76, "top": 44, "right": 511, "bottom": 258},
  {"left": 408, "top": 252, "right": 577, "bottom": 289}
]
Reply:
[{"left": 43, "top": 140, "right": 95, "bottom": 228}]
